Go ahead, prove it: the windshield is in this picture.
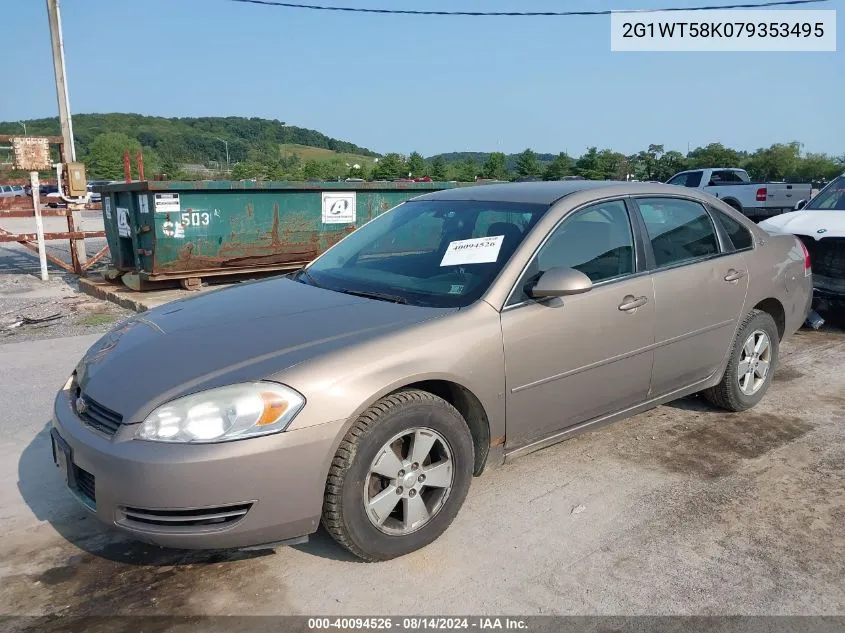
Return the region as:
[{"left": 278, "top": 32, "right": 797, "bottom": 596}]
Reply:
[
  {"left": 297, "top": 199, "right": 549, "bottom": 308},
  {"left": 805, "top": 176, "right": 845, "bottom": 211}
]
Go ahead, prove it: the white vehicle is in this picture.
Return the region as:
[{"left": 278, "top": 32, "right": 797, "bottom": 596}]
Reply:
[
  {"left": 759, "top": 174, "right": 845, "bottom": 309},
  {"left": 0, "top": 185, "right": 26, "bottom": 198},
  {"left": 666, "top": 168, "right": 812, "bottom": 220}
]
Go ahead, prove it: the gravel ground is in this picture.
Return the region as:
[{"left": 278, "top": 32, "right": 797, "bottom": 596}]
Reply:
[{"left": 0, "top": 273, "right": 133, "bottom": 345}]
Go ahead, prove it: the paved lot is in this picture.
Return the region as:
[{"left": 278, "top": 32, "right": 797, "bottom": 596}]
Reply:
[{"left": 0, "top": 323, "right": 843, "bottom": 624}]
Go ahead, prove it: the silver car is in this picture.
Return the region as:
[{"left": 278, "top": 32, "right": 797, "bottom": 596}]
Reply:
[{"left": 49, "top": 181, "right": 813, "bottom": 561}]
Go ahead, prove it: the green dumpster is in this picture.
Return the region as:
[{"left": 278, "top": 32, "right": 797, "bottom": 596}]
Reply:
[{"left": 97, "top": 180, "right": 462, "bottom": 290}]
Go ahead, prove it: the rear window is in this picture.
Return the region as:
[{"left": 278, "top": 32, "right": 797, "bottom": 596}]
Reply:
[
  {"left": 667, "top": 172, "right": 703, "bottom": 188},
  {"left": 711, "top": 209, "right": 753, "bottom": 251}
]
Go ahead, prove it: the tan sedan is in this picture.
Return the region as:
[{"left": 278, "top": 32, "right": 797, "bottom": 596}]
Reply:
[{"left": 50, "top": 181, "right": 812, "bottom": 561}]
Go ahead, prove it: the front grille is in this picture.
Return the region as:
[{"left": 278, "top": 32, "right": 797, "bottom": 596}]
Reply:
[
  {"left": 120, "top": 503, "right": 253, "bottom": 530},
  {"left": 74, "top": 389, "right": 123, "bottom": 437},
  {"left": 73, "top": 465, "right": 96, "bottom": 507},
  {"left": 798, "top": 235, "right": 845, "bottom": 279}
]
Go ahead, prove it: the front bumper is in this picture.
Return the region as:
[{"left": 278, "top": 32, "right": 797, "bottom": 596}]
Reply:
[{"left": 50, "top": 388, "right": 346, "bottom": 549}]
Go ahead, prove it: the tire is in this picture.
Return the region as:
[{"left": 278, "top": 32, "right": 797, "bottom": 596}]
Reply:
[
  {"left": 322, "top": 389, "right": 474, "bottom": 562},
  {"left": 724, "top": 200, "right": 743, "bottom": 214},
  {"left": 702, "top": 309, "right": 779, "bottom": 412}
]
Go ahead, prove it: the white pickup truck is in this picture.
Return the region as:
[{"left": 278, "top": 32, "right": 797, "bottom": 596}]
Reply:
[{"left": 666, "top": 168, "right": 811, "bottom": 220}]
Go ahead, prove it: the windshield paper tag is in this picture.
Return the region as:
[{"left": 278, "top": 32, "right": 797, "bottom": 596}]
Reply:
[{"left": 440, "top": 235, "right": 505, "bottom": 266}]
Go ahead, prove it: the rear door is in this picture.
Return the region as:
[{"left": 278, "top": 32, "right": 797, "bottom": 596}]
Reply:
[{"left": 631, "top": 196, "right": 750, "bottom": 397}]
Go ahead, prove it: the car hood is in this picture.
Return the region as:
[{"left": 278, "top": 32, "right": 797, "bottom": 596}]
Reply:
[
  {"left": 758, "top": 211, "right": 845, "bottom": 240},
  {"left": 74, "top": 277, "right": 451, "bottom": 421}
]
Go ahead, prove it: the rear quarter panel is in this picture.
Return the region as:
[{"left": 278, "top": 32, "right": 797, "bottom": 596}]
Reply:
[{"left": 746, "top": 229, "right": 811, "bottom": 338}]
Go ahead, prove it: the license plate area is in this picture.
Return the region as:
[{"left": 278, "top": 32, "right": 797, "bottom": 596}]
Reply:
[{"left": 50, "top": 428, "right": 74, "bottom": 488}]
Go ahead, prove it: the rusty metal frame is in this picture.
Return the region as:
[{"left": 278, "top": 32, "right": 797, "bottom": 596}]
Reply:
[{"left": 0, "top": 204, "right": 108, "bottom": 274}]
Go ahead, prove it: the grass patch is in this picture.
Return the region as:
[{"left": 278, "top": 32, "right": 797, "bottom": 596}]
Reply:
[
  {"left": 279, "top": 144, "right": 377, "bottom": 166},
  {"left": 76, "top": 313, "right": 119, "bottom": 327}
]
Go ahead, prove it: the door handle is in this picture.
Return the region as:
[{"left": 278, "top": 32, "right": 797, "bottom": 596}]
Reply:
[
  {"left": 724, "top": 269, "right": 747, "bottom": 282},
  {"left": 618, "top": 295, "right": 648, "bottom": 312}
]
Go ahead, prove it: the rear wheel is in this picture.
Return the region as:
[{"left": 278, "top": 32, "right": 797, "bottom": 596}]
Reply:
[
  {"left": 322, "top": 390, "right": 474, "bottom": 561},
  {"left": 702, "top": 309, "right": 779, "bottom": 412}
]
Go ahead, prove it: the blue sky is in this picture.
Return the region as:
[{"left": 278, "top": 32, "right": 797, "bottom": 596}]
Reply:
[{"left": 0, "top": 0, "right": 842, "bottom": 157}]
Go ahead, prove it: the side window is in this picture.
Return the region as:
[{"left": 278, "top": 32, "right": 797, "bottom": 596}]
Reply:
[
  {"left": 684, "top": 171, "right": 702, "bottom": 187},
  {"left": 637, "top": 197, "right": 720, "bottom": 268},
  {"left": 711, "top": 208, "right": 753, "bottom": 250},
  {"left": 666, "top": 174, "right": 688, "bottom": 186},
  {"left": 512, "top": 200, "right": 635, "bottom": 304}
]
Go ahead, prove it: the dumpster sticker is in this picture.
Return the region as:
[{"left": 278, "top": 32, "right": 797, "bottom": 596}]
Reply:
[
  {"left": 138, "top": 195, "right": 149, "bottom": 214},
  {"left": 116, "top": 207, "right": 131, "bottom": 238},
  {"left": 322, "top": 192, "right": 356, "bottom": 224},
  {"left": 154, "top": 193, "right": 180, "bottom": 213},
  {"left": 104, "top": 197, "right": 112, "bottom": 220},
  {"left": 161, "top": 219, "right": 185, "bottom": 239},
  {"left": 440, "top": 235, "right": 504, "bottom": 267}
]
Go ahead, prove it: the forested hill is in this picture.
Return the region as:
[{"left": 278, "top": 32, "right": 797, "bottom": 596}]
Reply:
[{"left": 0, "top": 113, "right": 377, "bottom": 168}]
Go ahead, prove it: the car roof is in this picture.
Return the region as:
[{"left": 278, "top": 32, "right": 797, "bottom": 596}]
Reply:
[{"left": 410, "top": 180, "right": 692, "bottom": 205}]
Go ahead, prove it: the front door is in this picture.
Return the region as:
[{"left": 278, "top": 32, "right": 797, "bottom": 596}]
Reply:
[
  {"left": 501, "top": 199, "right": 655, "bottom": 449},
  {"left": 632, "top": 196, "right": 750, "bottom": 397}
]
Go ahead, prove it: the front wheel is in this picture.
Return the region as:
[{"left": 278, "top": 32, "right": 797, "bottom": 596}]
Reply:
[
  {"left": 702, "top": 309, "right": 779, "bottom": 412},
  {"left": 322, "top": 390, "right": 474, "bottom": 562}
]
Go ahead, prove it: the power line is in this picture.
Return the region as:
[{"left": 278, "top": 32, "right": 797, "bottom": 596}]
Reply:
[{"left": 230, "top": 0, "right": 828, "bottom": 16}]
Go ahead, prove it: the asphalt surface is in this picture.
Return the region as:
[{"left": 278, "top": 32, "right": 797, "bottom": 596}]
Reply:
[
  {"left": 0, "top": 211, "right": 109, "bottom": 275},
  {"left": 1, "top": 324, "right": 844, "bottom": 625}
]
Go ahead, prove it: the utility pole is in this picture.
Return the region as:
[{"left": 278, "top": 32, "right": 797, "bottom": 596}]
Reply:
[
  {"left": 19, "top": 122, "right": 27, "bottom": 135},
  {"left": 46, "top": 0, "right": 86, "bottom": 265},
  {"left": 216, "top": 137, "right": 230, "bottom": 174}
]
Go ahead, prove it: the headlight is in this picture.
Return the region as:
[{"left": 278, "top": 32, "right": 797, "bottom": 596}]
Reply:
[{"left": 137, "top": 382, "right": 305, "bottom": 444}]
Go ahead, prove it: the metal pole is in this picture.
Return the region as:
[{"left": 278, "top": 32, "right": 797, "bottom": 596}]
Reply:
[
  {"left": 19, "top": 122, "right": 27, "bottom": 135},
  {"left": 46, "top": 0, "right": 86, "bottom": 266},
  {"left": 31, "top": 171, "right": 49, "bottom": 281},
  {"left": 123, "top": 149, "right": 132, "bottom": 182}
]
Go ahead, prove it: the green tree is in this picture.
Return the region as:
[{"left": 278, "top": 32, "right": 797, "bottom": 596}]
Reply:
[
  {"left": 302, "top": 159, "right": 325, "bottom": 180},
  {"left": 231, "top": 161, "right": 265, "bottom": 180},
  {"left": 791, "top": 153, "right": 842, "bottom": 182},
  {"left": 456, "top": 157, "right": 478, "bottom": 182},
  {"left": 515, "top": 148, "right": 541, "bottom": 178},
  {"left": 575, "top": 147, "right": 602, "bottom": 180},
  {"left": 85, "top": 132, "right": 142, "bottom": 179},
  {"left": 481, "top": 152, "right": 508, "bottom": 180},
  {"left": 687, "top": 143, "right": 743, "bottom": 169},
  {"left": 372, "top": 153, "right": 407, "bottom": 180},
  {"left": 407, "top": 151, "right": 426, "bottom": 177},
  {"left": 629, "top": 144, "right": 664, "bottom": 181},
  {"left": 429, "top": 156, "right": 448, "bottom": 180},
  {"left": 347, "top": 163, "right": 370, "bottom": 180},
  {"left": 322, "top": 157, "right": 347, "bottom": 181},
  {"left": 744, "top": 142, "right": 801, "bottom": 181},
  {"left": 655, "top": 150, "right": 688, "bottom": 181},
  {"left": 542, "top": 152, "right": 573, "bottom": 180}
]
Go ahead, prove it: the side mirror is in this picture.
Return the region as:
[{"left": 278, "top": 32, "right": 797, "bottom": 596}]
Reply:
[
  {"left": 529, "top": 267, "right": 593, "bottom": 298},
  {"left": 794, "top": 199, "right": 808, "bottom": 211}
]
